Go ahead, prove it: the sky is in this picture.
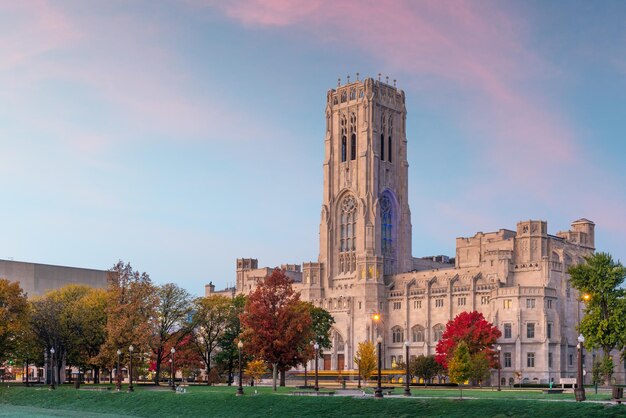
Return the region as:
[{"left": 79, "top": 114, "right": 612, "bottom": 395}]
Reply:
[{"left": 1, "top": 0, "right": 625, "bottom": 297}]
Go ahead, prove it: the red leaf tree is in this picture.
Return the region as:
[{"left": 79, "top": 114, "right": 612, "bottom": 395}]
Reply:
[
  {"left": 435, "top": 311, "right": 501, "bottom": 369},
  {"left": 240, "top": 269, "right": 314, "bottom": 387}
]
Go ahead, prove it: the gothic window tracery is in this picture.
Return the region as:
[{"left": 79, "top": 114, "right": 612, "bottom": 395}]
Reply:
[
  {"left": 433, "top": 324, "right": 445, "bottom": 342},
  {"left": 392, "top": 326, "right": 404, "bottom": 343},
  {"left": 341, "top": 115, "right": 347, "bottom": 162},
  {"left": 380, "top": 113, "right": 386, "bottom": 161},
  {"left": 411, "top": 325, "right": 425, "bottom": 342},
  {"left": 388, "top": 115, "right": 393, "bottom": 163},
  {"left": 350, "top": 113, "right": 357, "bottom": 160},
  {"left": 339, "top": 195, "right": 357, "bottom": 273}
]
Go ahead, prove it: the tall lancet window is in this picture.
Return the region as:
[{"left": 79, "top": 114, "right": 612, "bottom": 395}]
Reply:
[
  {"left": 380, "top": 113, "right": 386, "bottom": 161},
  {"left": 388, "top": 115, "right": 393, "bottom": 163},
  {"left": 339, "top": 196, "right": 357, "bottom": 273},
  {"left": 350, "top": 113, "right": 357, "bottom": 160},
  {"left": 341, "top": 115, "right": 347, "bottom": 162},
  {"left": 380, "top": 195, "right": 392, "bottom": 254}
]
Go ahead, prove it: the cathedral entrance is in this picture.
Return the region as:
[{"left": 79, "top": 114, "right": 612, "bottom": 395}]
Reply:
[
  {"left": 337, "top": 354, "right": 345, "bottom": 371},
  {"left": 323, "top": 355, "right": 331, "bottom": 370}
]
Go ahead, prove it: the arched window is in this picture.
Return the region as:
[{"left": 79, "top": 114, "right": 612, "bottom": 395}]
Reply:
[
  {"left": 380, "top": 195, "right": 392, "bottom": 255},
  {"left": 411, "top": 325, "right": 425, "bottom": 343},
  {"left": 392, "top": 326, "right": 404, "bottom": 343},
  {"left": 380, "top": 114, "right": 386, "bottom": 161},
  {"left": 388, "top": 115, "right": 393, "bottom": 163},
  {"left": 350, "top": 113, "right": 357, "bottom": 160},
  {"left": 340, "top": 115, "right": 347, "bottom": 162},
  {"left": 340, "top": 196, "right": 357, "bottom": 273},
  {"left": 349, "top": 88, "right": 356, "bottom": 100},
  {"left": 433, "top": 324, "right": 445, "bottom": 342},
  {"left": 341, "top": 90, "right": 347, "bottom": 103}
]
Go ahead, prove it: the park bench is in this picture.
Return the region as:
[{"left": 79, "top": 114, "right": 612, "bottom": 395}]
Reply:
[
  {"left": 559, "top": 378, "right": 577, "bottom": 389},
  {"left": 79, "top": 386, "right": 111, "bottom": 392},
  {"left": 541, "top": 389, "right": 564, "bottom": 394},
  {"left": 291, "top": 390, "right": 334, "bottom": 396},
  {"left": 380, "top": 386, "right": 395, "bottom": 395},
  {"left": 612, "top": 386, "right": 624, "bottom": 404}
]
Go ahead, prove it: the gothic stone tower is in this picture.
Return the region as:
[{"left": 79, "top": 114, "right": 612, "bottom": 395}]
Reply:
[{"left": 312, "top": 77, "right": 413, "bottom": 337}]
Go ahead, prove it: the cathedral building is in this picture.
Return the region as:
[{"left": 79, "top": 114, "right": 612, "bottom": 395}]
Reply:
[{"left": 209, "top": 77, "right": 623, "bottom": 385}]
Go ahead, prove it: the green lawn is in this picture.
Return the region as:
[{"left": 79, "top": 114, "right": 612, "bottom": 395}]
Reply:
[{"left": 0, "top": 384, "right": 624, "bottom": 418}]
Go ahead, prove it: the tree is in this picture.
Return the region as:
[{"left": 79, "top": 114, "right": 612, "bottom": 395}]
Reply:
[
  {"left": 435, "top": 311, "right": 501, "bottom": 370},
  {"left": 0, "top": 279, "right": 30, "bottom": 365},
  {"left": 214, "top": 294, "right": 247, "bottom": 386},
  {"left": 307, "top": 303, "right": 335, "bottom": 352},
  {"left": 96, "top": 261, "right": 157, "bottom": 378},
  {"left": 173, "top": 334, "right": 204, "bottom": 383},
  {"left": 150, "top": 283, "right": 192, "bottom": 385},
  {"left": 30, "top": 285, "right": 94, "bottom": 384},
  {"left": 245, "top": 359, "right": 267, "bottom": 385},
  {"left": 411, "top": 354, "right": 441, "bottom": 386},
  {"left": 64, "top": 288, "right": 108, "bottom": 383},
  {"left": 240, "top": 269, "right": 314, "bottom": 388},
  {"left": 469, "top": 351, "right": 492, "bottom": 386},
  {"left": 354, "top": 340, "right": 377, "bottom": 386},
  {"left": 569, "top": 252, "right": 626, "bottom": 385},
  {"left": 448, "top": 341, "right": 472, "bottom": 399},
  {"left": 190, "top": 294, "right": 232, "bottom": 384}
]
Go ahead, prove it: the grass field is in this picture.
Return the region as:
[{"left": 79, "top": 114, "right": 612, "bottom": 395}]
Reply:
[{"left": 0, "top": 384, "right": 624, "bottom": 417}]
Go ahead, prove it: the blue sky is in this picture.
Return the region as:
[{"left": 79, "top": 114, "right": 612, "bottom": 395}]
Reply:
[{"left": 1, "top": 1, "right": 625, "bottom": 296}]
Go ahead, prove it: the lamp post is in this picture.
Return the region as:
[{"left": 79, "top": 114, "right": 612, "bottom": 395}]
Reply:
[
  {"left": 403, "top": 340, "right": 411, "bottom": 397},
  {"left": 497, "top": 345, "right": 502, "bottom": 391},
  {"left": 128, "top": 345, "right": 134, "bottom": 393},
  {"left": 49, "top": 348, "right": 56, "bottom": 390},
  {"left": 575, "top": 334, "right": 586, "bottom": 402},
  {"left": 313, "top": 342, "right": 320, "bottom": 392},
  {"left": 357, "top": 359, "right": 361, "bottom": 389},
  {"left": 375, "top": 335, "right": 383, "bottom": 398},
  {"left": 116, "top": 349, "right": 122, "bottom": 391},
  {"left": 170, "top": 347, "right": 176, "bottom": 391},
  {"left": 236, "top": 341, "right": 244, "bottom": 396}
]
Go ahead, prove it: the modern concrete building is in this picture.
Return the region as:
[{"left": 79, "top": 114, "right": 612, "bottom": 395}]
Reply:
[
  {"left": 0, "top": 259, "right": 108, "bottom": 297},
  {"left": 210, "top": 77, "right": 626, "bottom": 385}
]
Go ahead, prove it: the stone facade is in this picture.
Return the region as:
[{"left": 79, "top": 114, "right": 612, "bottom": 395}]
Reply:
[{"left": 217, "top": 78, "right": 625, "bottom": 384}]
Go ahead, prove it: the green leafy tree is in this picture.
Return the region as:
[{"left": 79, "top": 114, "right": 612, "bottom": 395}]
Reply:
[
  {"left": 214, "top": 294, "right": 247, "bottom": 385},
  {"left": 411, "top": 354, "right": 441, "bottom": 386},
  {"left": 569, "top": 252, "right": 626, "bottom": 385},
  {"left": 150, "top": 283, "right": 192, "bottom": 385},
  {"left": 190, "top": 294, "right": 232, "bottom": 384},
  {"left": 354, "top": 340, "right": 377, "bottom": 386},
  {"left": 469, "top": 351, "right": 492, "bottom": 386},
  {"left": 448, "top": 341, "right": 472, "bottom": 399}
]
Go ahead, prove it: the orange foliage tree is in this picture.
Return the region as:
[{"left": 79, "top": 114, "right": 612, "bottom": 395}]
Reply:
[{"left": 240, "top": 269, "right": 314, "bottom": 388}]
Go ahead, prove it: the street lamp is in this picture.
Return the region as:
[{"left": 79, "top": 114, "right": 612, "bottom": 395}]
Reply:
[
  {"left": 403, "top": 340, "right": 411, "bottom": 397},
  {"left": 116, "top": 349, "right": 122, "bottom": 391},
  {"left": 313, "top": 342, "right": 320, "bottom": 392},
  {"left": 170, "top": 347, "right": 176, "bottom": 391},
  {"left": 49, "top": 348, "right": 56, "bottom": 390},
  {"left": 236, "top": 341, "right": 244, "bottom": 396},
  {"left": 497, "top": 345, "right": 502, "bottom": 391},
  {"left": 128, "top": 345, "right": 134, "bottom": 393},
  {"left": 375, "top": 335, "right": 383, "bottom": 398},
  {"left": 575, "top": 334, "right": 586, "bottom": 402}
]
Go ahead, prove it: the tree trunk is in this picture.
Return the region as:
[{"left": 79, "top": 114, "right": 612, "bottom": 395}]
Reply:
[
  {"left": 227, "top": 355, "right": 233, "bottom": 386},
  {"left": 109, "top": 370, "right": 113, "bottom": 384},
  {"left": 94, "top": 366, "right": 100, "bottom": 384},
  {"left": 280, "top": 369, "right": 286, "bottom": 387},
  {"left": 155, "top": 348, "right": 163, "bottom": 385},
  {"left": 272, "top": 363, "right": 277, "bottom": 391}
]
